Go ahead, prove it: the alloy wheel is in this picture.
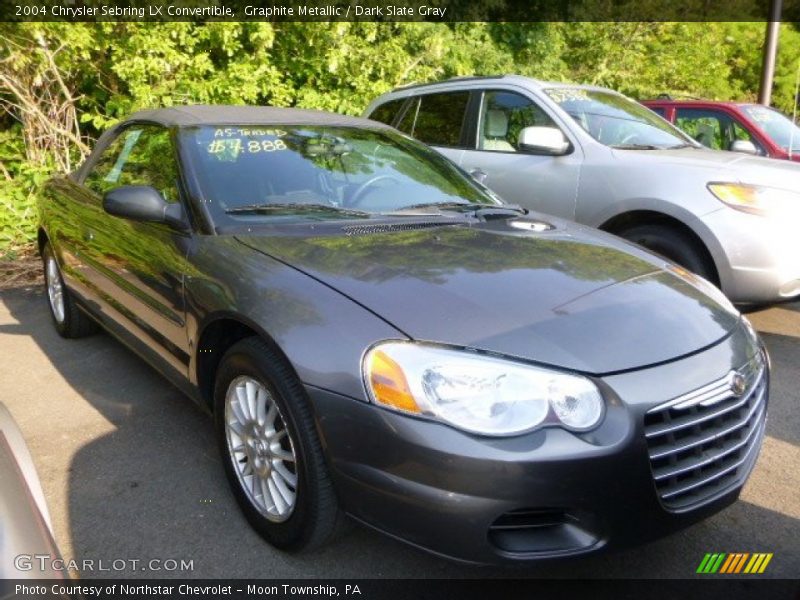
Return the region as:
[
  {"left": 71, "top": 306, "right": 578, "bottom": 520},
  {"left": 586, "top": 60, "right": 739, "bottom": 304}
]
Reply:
[
  {"left": 46, "top": 256, "right": 65, "bottom": 324},
  {"left": 224, "top": 375, "right": 298, "bottom": 522}
]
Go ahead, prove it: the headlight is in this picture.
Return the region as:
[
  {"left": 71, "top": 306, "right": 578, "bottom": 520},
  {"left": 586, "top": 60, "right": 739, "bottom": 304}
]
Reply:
[
  {"left": 707, "top": 182, "right": 800, "bottom": 217},
  {"left": 363, "top": 342, "right": 604, "bottom": 436}
]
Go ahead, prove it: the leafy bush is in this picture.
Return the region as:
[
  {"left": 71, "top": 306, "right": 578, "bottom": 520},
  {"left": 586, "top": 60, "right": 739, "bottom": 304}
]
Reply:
[
  {"left": 0, "top": 129, "right": 52, "bottom": 257},
  {"left": 2, "top": 22, "right": 799, "bottom": 257}
]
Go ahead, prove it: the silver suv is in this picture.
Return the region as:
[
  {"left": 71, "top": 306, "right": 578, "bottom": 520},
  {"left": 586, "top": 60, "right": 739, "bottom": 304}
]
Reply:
[{"left": 365, "top": 75, "right": 800, "bottom": 304}]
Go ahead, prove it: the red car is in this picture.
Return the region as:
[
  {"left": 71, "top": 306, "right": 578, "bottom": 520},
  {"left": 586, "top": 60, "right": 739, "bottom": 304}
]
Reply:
[{"left": 643, "top": 97, "right": 800, "bottom": 162}]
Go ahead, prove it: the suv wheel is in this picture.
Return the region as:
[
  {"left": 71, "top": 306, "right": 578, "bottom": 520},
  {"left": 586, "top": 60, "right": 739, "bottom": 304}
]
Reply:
[
  {"left": 618, "top": 223, "right": 718, "bottom": 285},
  {"left": 214, "top": 337, "right": 341, "bottom": 551}
]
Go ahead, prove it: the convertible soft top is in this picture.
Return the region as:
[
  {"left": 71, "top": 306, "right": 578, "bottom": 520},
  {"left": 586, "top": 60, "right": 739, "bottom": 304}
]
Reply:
[{"left": 126, "top": 105, "right": 392, "bottom": 129}]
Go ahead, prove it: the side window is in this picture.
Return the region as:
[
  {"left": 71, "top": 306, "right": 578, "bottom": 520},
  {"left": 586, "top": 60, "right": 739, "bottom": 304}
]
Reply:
[
  {"left": 675, "top": 108, "right": 764, "bottom": 154},
  {"left": 675, "top": 109, "right": 727, "bottom": 149},
  {"left": 368, "top": 99, "right": 406, "bottom": 126},
  {"left": 648, "top": 106, "right": 666, "bottom": 118},
  {"left": 731, "top": 120, "right": 752, "bottom": 141},
  {"left": 83, "top": 133, "right": 132, "bottom": 195},
  {"left": 479, "top": 91, "right": 558, "bottom": 153},
  {"left": 84, "top": 125, "right": 180, "bottom": 203},
  {"left": 409, "top": 92, "right": 469, "bottom": 147},
  {"left": 396, "top": 97, "right": 419, "bottom": 135}
]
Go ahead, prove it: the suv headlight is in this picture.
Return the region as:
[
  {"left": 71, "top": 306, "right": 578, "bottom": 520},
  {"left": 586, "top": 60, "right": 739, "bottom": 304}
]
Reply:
[
  {"left": 708, "top": 182, "right": 800, "bottom": 217},
  {"left": 363, "top": 342, "right": 604, "bottom": 436}
]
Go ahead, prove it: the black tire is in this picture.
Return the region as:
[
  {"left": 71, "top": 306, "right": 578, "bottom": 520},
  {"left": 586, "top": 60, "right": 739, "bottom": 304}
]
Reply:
[
  {"left": 41, "top": 242, "right": 98, "bottom": 338},
  {"left": 214, "top": 337, "right": 341, "bottom": 552},
  {"left": 618, "top": 223, "right": 718, "bottom": 285}
]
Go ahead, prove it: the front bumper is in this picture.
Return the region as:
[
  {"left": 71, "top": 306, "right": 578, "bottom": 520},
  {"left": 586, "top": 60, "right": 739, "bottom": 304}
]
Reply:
[
  {"left": 702, "top": 207, "right": 800, "bottom": 303},
  {"left": 307, "top": 323, "right": 767, "bottom": 565}
]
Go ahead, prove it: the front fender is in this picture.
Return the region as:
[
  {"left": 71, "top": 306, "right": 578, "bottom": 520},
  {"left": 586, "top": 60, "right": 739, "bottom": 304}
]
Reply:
[{"left": 184, "top": 236, "right": 406, "bottom": 402}]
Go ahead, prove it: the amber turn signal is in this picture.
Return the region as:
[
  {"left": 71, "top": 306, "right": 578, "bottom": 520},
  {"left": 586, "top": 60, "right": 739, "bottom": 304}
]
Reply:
[{"left": 366, "top": 349, "right": 421, "bottom": 413}]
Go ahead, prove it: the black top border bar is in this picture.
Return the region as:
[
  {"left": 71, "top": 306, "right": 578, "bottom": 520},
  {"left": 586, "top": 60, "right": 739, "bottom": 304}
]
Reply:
[{"left": 3, "top": 0, "right": 800, "bottom": 22}]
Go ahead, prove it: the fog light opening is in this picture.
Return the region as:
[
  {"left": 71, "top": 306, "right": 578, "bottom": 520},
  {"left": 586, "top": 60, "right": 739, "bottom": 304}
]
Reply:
[{"left": 488, "top": 508, "right": 598, "bottom": 554}]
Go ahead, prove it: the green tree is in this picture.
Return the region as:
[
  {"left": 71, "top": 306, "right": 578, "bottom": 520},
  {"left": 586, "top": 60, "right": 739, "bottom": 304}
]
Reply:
[{"left": 3, "top": 21, "right": 800, "bottom": 256}]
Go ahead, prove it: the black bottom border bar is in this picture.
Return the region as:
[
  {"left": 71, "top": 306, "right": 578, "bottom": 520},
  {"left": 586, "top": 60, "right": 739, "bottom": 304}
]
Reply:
[{"left": 2, "top": 579, "right": 799, "bottom": 600}]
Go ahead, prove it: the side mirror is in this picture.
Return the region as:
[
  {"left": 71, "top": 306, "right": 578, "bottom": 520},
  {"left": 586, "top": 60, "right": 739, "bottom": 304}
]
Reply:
[
  {"left": 103, "top": 185, "right": 187, "bottom": 231},
  {"left": 469, "top": 168, "right": 488, "bottom": 184},
  {"left": 730, "top": 140, "right": 758, "bottom": 156},
  {"left": 518, "top": 126, "right": 570, "bottom": 155}
]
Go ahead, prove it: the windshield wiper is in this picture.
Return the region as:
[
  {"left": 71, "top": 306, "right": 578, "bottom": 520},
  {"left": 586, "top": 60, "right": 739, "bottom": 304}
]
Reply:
[
  {"left": 665, "top": 143, "right": 696, "bottom": 149},
  {"left": 385, "top": 201, "right": 526, "bottom": 216},
  {"left": 225, "top": 203, "right": 370, "bottom": 218},
  {"left": 609, "top": 143, "right": 662, "bottom": 150}
]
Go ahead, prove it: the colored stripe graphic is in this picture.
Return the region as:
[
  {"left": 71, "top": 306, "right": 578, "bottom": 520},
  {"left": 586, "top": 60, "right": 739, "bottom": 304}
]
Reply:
[
  {"left": 720, "top": 554, "right": 736, "bottom": 574},
  {"left": 744, "top": 553, "right": 774, "bottom": 574},
  {"left": 720, "top": 553, "right": 750, "bottom": 573},
  {"left": 745, "top": 554, "right": 759, "bottom": 573},
  {"left": 697, "top": 554, "right": 713, "bottom": 573},
  {"left": 697, "top": 553, "right": 727, "bottom": 573},
  {"left": 759, "top": 554, "right": 774, "bottom": 573},
  {"left": 711, "top": 553, "right": 726, "bottom": 573},
  {"left": 734, "top": 553, "right": 750, "bottom": 573},
  {"left": 701, "top": 553, "right": 774, "bottom": 574}
]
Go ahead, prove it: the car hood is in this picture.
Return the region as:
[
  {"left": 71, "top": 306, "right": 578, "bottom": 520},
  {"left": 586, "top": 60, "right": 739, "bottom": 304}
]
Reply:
[
  {"left": 611, "top": 146, "right": 800, "bottom": 191},
  {"left": 236, "top": 218, "right": 739, "bottom": 375}
]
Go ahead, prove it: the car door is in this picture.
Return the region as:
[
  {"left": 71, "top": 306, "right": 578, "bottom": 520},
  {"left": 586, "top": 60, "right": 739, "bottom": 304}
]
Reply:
[
  {"left": 80, "top": 124, "right": 192, "bottom": 375},
  {"left": 41, "top": 172, "right": 110, "bottom": 308},
  {"left": 459, "top": 89, "right": 583, "bottom": 219}
]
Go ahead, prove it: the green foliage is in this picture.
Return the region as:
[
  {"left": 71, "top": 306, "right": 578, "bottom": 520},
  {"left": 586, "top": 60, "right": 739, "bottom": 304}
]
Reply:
[
  {"left": 2, "top": 21, "right": 800, "bottom": 254},
  {"left": 0, "top": 129, "right": 52, "bottom": 256},
  {"left": 768, "top": 24, "right": 800, "bottom": 114}
]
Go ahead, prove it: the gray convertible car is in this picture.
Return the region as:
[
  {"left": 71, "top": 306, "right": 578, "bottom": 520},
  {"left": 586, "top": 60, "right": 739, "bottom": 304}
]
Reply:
[{"left": 38, "top": 106, "right": 769, "bottom": 564}]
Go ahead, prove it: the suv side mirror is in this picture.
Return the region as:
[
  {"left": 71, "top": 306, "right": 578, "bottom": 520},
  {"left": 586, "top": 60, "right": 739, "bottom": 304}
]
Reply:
[
  {"left": 730, "top": 140, "right": 758, "bottom": 156},
  {"left": 518, "top": 127, "right": 570, "bottom": 155},
  {"left": 103, "top": 185, "right": 187, "bottom": 231}
]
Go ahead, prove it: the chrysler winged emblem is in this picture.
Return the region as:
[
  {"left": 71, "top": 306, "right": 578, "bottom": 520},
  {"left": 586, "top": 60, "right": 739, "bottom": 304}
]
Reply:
[{"left": 730, "top": 371, "right": 747, "bottom": 397}]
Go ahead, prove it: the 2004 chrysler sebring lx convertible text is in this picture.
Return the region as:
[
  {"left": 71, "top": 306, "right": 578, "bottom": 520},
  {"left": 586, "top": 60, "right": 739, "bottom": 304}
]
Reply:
[{"left": 38, "top": 106, "right": 769, "bottom": 564}]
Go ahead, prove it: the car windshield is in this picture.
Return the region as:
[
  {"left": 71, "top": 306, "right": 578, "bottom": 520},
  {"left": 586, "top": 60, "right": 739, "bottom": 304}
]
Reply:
[
  {"left": 741, "top": 105, "right": 800, "bottom": 153},
  {"left": 180, "top": 125, "right": 495, "bottom": 222},
  {"left": 544, "top": 88, "right": 693, "bottom": 149}
]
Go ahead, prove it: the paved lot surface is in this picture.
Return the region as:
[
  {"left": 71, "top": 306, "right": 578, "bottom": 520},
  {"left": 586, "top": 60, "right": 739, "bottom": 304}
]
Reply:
[{"left": 0, "top": 286, "right": 798, "bottom": 579}]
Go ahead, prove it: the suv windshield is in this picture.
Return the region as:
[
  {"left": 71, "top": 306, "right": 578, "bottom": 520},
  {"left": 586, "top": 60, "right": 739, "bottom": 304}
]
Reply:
[
  {"left": 545, "top": 88, "right": 693, "bottom": 149},
  {"left": 181, "top": 125, "right": 495, "bottom": 222},
  {"left": 741, "top": 105, "right": 800, "bottom": 153}
]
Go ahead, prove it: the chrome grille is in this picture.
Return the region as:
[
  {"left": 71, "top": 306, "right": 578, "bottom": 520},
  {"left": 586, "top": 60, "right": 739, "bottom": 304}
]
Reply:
[{"left": 644, "top": 352, "right": 767, "bottom": 511}]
